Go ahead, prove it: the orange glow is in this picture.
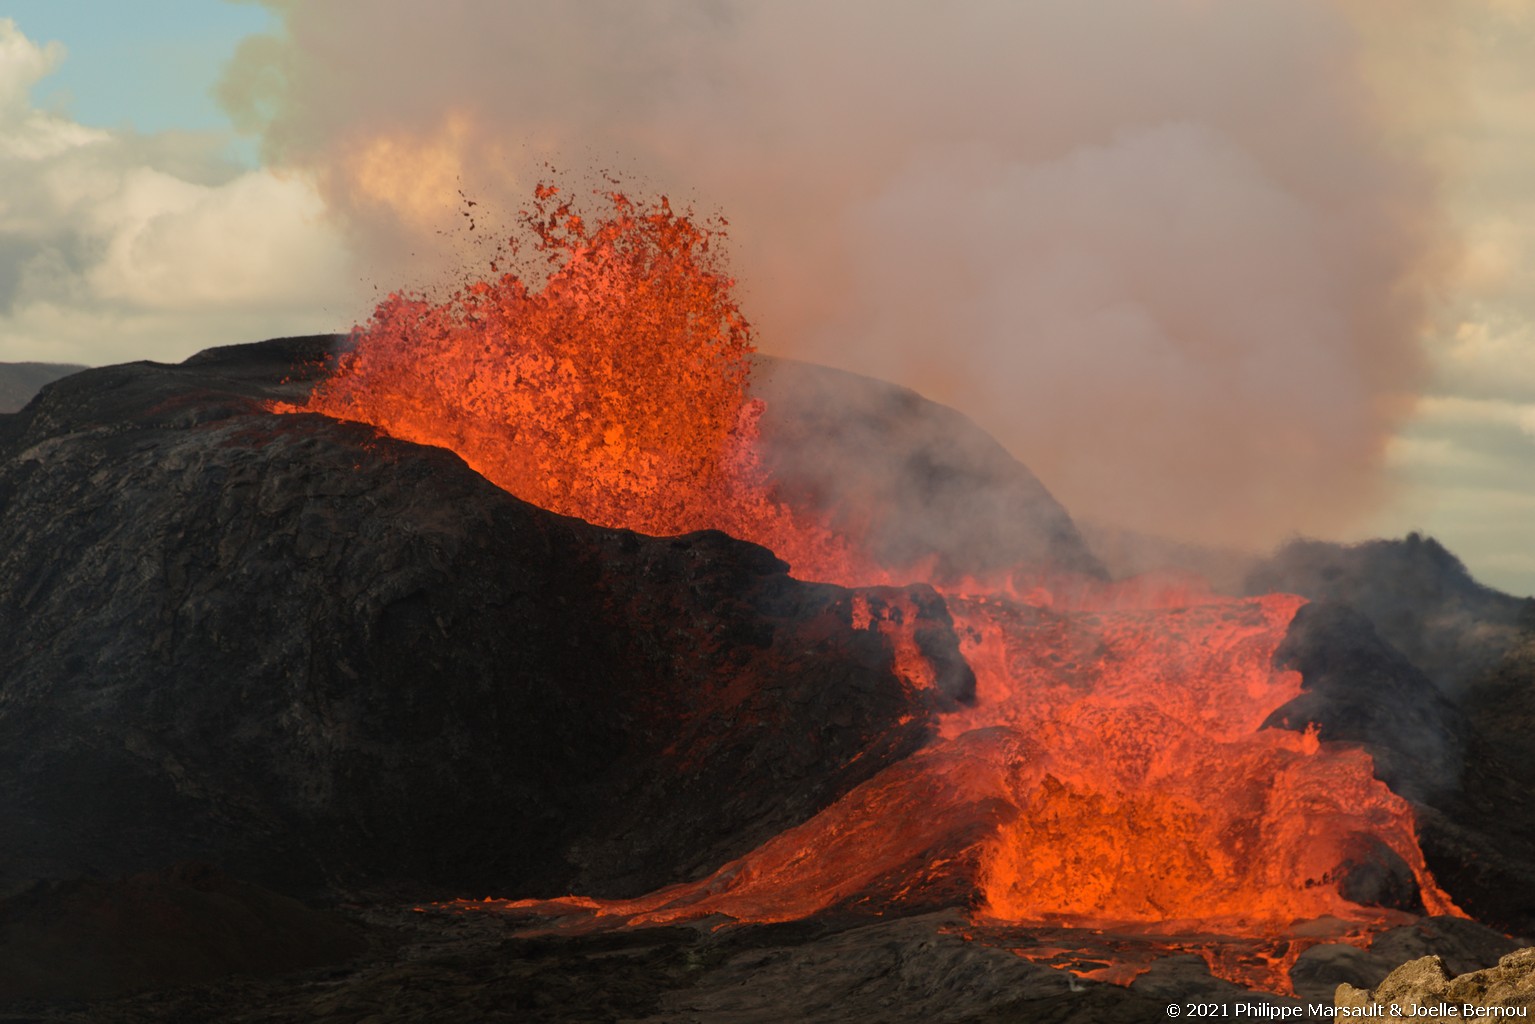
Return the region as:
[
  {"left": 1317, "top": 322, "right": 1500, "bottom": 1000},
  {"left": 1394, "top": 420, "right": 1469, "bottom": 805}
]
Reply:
[
  {"left": 279, "top": 186, "right": 1462, "bottom": 995},
  {"left": 276, "top": 185, "right": 864, "bottom": 581},
  {"left": 945, "top": 588, "right": 1457, "bottom": 930},
  {"left": 483, "top": 584, "right": 1456, "bottom": 993}
]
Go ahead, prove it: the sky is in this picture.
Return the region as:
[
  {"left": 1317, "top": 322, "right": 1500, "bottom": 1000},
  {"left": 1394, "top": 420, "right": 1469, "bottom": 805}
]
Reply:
[{"left": 1, "top": 1, "right": 1532, "bottom": 597}]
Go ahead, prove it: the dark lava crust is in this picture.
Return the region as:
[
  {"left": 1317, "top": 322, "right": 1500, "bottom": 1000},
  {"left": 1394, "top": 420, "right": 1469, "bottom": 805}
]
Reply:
[{"left": 0, "top": 336, "right": 972, "bottom": 910}]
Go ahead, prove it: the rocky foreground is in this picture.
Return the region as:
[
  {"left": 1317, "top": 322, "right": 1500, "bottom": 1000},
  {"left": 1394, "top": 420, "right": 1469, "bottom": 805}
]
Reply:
[
  {"left": 1, "top": 882, "right": 1525, "bottom": 1024},
  {"left": 1337, "top": 947, "right": 1535, "bottom": 1021}
]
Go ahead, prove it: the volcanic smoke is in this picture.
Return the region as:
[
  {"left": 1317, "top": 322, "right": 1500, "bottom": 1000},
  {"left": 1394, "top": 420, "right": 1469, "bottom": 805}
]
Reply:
[
  {"left": 277, "top": 189, "right": 1462, "bottom": 994},
  {"left": 223, "top": 0, "right": 1453, "bottom": 552}
]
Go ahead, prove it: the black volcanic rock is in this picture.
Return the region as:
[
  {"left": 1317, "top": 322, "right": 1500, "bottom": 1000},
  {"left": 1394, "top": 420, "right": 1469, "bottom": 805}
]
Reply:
[
  {"left": 0, "top": 908, "right": 1194, "bottom": 1024},
  {"left": 1264, "top": 601, "right": 1466, "bottom": 804},
  {"left": 0, "top": 337, "right": 971, "bottom": 904},
  {"left": 752, "top": 356, "right": 1105, "bottom": 581},
  {"left": 1461, "top": 628, "right": 1535, "bottom": 778},
  {"left": 1417, "top": 627, "right": 1535, "bottom": 935},
  {"left": 1247, "top": 535, "right": 1532, "bottom": 697},
  {"left": 1250, "top": 538, "right": 1535, "bottom": 934}
]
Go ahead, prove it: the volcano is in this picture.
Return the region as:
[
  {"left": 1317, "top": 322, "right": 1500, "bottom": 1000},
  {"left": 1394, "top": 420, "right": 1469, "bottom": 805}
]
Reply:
[
  {"left": 2, "top": 335, "right": 1532, "bottom": 1019},
  {"left": 2, "top": 200, "right": 1533, "bottom": 1021}
]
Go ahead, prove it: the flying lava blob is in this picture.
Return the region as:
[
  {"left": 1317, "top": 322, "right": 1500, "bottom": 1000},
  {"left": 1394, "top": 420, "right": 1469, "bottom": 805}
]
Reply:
[{"left": 277, "top": 186, "right": 1462, "bottom": 994}]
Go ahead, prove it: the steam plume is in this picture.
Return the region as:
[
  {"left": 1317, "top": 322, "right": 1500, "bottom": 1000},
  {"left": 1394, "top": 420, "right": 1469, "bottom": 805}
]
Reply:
[{"left": 219, "top": 0, "right": 1454, "bottom": 550}]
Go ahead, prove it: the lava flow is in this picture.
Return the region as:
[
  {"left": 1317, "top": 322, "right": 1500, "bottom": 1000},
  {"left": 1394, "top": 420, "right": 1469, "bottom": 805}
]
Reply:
[
  {"left": 466, "top": 582, "right": 1458, "bottom": 992},
  {"left": 278, "top": 186, "right": 1463, "bottom": 994}
]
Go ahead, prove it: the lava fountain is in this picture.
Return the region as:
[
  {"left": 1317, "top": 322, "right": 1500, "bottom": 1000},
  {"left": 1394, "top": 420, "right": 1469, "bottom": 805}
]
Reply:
[
  {"left": 275, "top": 185, "right": 865, "bottom": 583},
  {"left": 275, "top": 186, "right": 1462, "bottom": 994}
]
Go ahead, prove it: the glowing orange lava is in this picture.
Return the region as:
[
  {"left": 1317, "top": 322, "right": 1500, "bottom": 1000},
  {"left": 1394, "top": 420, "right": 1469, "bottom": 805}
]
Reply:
[
  {"left": 275, "top": 185, "right": 865, "bottom": 583},
  {"left": 280, "top": 187, "right": 1462, "bottom": 995},
  {"left": 474, "top": 583, "right": 1457, "bottom": 992},
  {"left": 946, "top": 585, "right": 1460, "bottom": 977}
]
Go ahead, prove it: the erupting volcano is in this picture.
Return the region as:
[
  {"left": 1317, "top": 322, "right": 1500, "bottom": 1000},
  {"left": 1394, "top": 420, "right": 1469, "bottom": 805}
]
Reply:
[
  {"left": 271, "top": 186, "right": 1465, "bottom": 995},
  {"left": 277, "top": 186, "right": 866, "bottom": 584}
]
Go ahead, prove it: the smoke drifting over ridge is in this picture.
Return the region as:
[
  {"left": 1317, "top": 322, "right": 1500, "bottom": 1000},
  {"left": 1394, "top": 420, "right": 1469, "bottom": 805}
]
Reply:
[{"left": 219, "top": 1, "right": 1454, "bottom": 550}]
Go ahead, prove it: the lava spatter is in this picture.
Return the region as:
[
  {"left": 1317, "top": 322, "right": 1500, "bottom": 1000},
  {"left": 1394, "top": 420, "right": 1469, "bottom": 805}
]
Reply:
[
  {"left": 281, "top": 185, "right": 1463, "bottom": 995},
  {"left": 274, "top": 185, "right": 864, "bottom": 583}
]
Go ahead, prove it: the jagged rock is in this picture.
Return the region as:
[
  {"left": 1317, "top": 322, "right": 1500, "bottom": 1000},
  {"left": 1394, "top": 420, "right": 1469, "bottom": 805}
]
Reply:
[
  {"left": 0, "top": 909, "right": 1188, "bottom": 1024},
  {"left": 630, "top": 912, "right": 1082, "bottom": 1024},
  {"left": 1368, "top": 916, "right": 1526, "bottom": 981},
  {"left": 1336, "top": 947, "right": 1535, "bottom": 1021},
  {"left": 0, "top": 337, "right": 971, "bottom": 906}
]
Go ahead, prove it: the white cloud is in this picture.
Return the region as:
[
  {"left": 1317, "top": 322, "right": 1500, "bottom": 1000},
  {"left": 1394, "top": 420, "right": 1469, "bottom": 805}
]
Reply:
[
  {"left": 0, "top": 17, "right": 62, "bottom": 115},
  {"left": 1435, "top": 316, "right": 1535, "bottom": 403},
  {"left": 0, "top": 18, "right": 362, "bottom": 365},
  {"left": 1410, "top": 394, "right": 1535, "bottom": 431},
  {"left": 1520, "top": 405, "right": 1535, "bottom": 440},
  {"left": 89, "top": 167, "right": 346, "bottom": 310}
]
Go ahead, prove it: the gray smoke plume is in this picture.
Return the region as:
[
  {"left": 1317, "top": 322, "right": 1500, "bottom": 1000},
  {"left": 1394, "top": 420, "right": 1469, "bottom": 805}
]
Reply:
[{"left": 218, "top": 0, "right": 1455, "bottom": 551}]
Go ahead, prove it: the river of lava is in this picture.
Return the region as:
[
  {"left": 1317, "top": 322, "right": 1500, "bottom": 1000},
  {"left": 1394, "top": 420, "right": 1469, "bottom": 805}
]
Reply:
[
  {"left": 277, "top": 187, "right": 1461, "bottom": 994},
  {"left": 462, "top": 580, "right": 1459, "bottom": 993}
]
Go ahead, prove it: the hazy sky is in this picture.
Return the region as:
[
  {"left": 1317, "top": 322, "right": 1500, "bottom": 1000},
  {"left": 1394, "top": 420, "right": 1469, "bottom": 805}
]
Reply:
[{"left": 1, "top": 2, "right": 1532, "bottom": 596}]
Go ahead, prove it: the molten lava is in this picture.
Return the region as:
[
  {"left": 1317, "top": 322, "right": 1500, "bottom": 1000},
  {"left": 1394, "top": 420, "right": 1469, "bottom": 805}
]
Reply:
[
  {"left": 275, "top": 185, "right": 865, "bottom": 582},
  {"left": 953, "top": 584, "right": 1456, "bottom": 921},
  {"left": 470, "top": 583, "right": 1456, "bottom": 992},
  {"left": 282, "top": 186, "right": 1463, "bottom": 995}
]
